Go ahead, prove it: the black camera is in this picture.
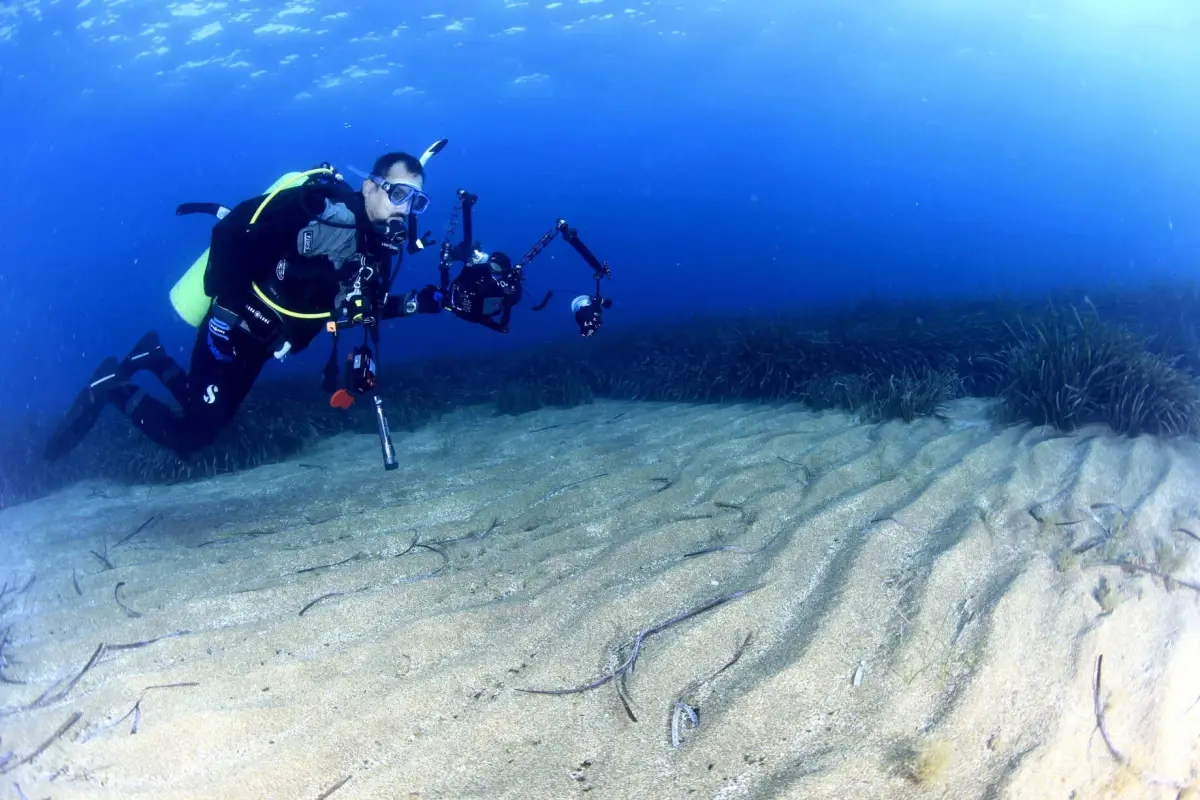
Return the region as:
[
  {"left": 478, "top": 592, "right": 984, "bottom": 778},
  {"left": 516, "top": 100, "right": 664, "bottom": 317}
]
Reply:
[
  {"left": 437, "top": 193, "right": 613, "bottom": 337},
  {"left": 444, "top": 251, "right": 524, "bottom": 333}
]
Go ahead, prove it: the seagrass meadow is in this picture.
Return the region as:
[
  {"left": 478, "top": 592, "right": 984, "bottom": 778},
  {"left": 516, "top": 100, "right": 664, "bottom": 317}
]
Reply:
[{"left": 3, "top": 281, "right": 1200, "bottom": 510}]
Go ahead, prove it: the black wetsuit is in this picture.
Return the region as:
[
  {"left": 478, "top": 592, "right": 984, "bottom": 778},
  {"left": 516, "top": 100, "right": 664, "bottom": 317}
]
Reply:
[{"left": 110, "top": 182, "right": 437, "bottom": 459}]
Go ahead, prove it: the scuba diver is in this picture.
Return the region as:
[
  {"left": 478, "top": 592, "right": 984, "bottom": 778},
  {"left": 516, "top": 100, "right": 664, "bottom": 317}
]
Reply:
[{"left": 44, "top": 150, "right": 448, "bottom": 464}]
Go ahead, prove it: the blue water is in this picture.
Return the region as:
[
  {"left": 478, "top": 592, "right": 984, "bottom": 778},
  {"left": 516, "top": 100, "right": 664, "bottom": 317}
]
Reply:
[
  {"left": 1, "top": 0, "right": 1198, "bottom": 417},
  {"left": 4, "top": 6, "right": 1200, "bottom": 795}
]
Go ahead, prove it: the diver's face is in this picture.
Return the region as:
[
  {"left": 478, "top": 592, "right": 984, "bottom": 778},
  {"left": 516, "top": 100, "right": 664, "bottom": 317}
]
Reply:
[{"left": 363, "top": 164, "right": 424, "bottom": 225}]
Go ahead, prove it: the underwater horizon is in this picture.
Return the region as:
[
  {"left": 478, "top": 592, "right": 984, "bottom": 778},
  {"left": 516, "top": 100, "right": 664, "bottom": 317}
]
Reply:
[
  {"left": 2, "top": 0, "right": 1198, "bottom": 419},
  {"left": 3, "top": 2, "right": 1200, "bottom": 798}
]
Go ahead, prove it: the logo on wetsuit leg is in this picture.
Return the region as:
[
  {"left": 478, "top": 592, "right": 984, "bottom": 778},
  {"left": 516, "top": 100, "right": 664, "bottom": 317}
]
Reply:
[{"left": 203, "top": 385, "right": 219, "bottom": 404}]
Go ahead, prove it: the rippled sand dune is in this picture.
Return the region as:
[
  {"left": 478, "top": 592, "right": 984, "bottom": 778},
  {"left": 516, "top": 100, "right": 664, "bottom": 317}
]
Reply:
[{"left": 1, "top": 398, "right": 1198, "bottom": 799}]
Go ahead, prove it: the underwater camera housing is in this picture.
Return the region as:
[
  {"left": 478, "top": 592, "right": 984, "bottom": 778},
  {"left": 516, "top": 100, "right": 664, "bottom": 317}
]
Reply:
[{"left": 437, "top": 190, "right": 613, "bottom": 336}]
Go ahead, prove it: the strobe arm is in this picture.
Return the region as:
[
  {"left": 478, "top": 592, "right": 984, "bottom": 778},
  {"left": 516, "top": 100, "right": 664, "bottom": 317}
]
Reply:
[
  {"left": 457, "top": 190, "right": 478, "bottom": 260},
  {"left": 557, "top": 220, "right": 611, "bottom": 280},
  {"left": 515, "top": 219, "right": 611, "bottom": 281},
  {"left": 438, "top": 189, "right": 479, "bottom": 293},
  {"left": 514, "top": 219, "right": 613, "bottom": 337}
]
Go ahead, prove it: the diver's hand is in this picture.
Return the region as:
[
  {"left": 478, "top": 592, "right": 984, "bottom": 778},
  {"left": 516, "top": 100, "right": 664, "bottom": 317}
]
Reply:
[{"left": 415, "top": 284, "right": 445, "bottom": 314}]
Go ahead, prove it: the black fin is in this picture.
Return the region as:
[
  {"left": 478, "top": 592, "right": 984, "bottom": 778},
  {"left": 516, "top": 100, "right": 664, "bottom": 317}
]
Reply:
[
  {"left": 43, "top": 357, "right": 123, "bottom": 461},
  {"left": 121, "top": 331, "right": 164, "bottom": 373}
]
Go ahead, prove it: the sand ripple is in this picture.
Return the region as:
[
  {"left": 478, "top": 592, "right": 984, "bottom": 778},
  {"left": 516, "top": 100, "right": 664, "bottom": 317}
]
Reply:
[{"left": 1, "top": 399, "right": 1198, "bottom": 799}]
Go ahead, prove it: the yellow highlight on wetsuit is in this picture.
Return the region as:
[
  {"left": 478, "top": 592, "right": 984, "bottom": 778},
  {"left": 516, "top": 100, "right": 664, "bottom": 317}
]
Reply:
[
  {"left": 169, "top": 169, "right": 332, "bottom": 328},
  {"left": 251, "top": 282, "right": 332, "bottom": 320},
  {"left": 248, "top": 167, "right": 334, "bottom": 226}
]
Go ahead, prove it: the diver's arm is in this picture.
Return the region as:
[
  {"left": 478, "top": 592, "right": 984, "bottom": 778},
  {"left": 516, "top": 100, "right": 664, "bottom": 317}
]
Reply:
[{"left": 379, "top": 285, "right": 445, "bottom": 320}]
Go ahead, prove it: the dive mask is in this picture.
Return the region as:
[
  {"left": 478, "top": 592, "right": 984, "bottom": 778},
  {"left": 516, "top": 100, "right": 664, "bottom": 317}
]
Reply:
[{"left": 371, "top": 175, "right": 430, "bottom": 214}]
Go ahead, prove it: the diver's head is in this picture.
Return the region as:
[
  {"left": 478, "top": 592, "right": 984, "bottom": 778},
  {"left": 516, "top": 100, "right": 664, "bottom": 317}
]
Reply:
[{"left": 362, "top": 151, "right": 428, "bottom": 225}]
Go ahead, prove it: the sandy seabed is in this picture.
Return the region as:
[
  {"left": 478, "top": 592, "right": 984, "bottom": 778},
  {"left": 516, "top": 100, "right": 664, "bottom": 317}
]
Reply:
[{"left": 1, "top": 398, "right": 1198, "bottom": 800}]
